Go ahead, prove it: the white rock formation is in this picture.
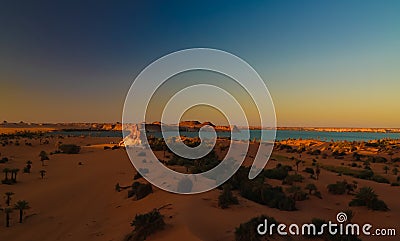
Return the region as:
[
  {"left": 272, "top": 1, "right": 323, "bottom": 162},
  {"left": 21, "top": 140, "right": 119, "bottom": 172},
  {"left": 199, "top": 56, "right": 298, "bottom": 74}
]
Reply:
[{"left": 120, "top": 123, "right": 146, "bottom": 147}]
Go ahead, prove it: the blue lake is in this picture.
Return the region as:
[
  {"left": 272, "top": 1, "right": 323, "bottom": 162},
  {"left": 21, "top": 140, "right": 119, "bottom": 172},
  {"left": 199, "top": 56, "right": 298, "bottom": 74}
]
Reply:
[{"left": 49, "top": 130, "right": 400, "bottom": 142}]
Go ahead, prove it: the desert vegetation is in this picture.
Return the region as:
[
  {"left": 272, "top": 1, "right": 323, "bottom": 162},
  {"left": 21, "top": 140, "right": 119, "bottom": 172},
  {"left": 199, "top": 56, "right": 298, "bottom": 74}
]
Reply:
[
  {"left": 125, "top": 209, "right": 165, "bottom": 241},
  {"left": 235, "top": 215, "right": 278, "bottom": 241},
  {"left": 349, "top": 186, "right": 389, "bottom": 211},
  {"left": 218, "top": 184, "right": 239, "bottom": 209}
]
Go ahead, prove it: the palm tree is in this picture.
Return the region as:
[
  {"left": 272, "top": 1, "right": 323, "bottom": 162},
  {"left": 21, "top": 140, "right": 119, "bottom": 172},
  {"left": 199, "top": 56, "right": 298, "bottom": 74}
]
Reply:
[
  {"left": 5, "top": 192, "right": 14, "bottom": 206},
  {"left": 14, "top": 200, "right": 30, "bottom": 223},
  {"left": 295, "top": 159, "right": 301, "bottom": 172},
  {"left": 315, "top": 166, "right": 321, "bottom": 180},
  {"left": 3, "top": 168, "right": 10, "bottom": 182},
  {"left": 305, "top": 183, "right": 317, "bottom": 194},
  {"left": 383, "top": 165, "right": 390, "bottom": 174},
  {"left": 392, "top": 167, "right": 399, "bottom": 175},
  {"left": 40, "top": 170, "right": 46, "bottom": 179},
  {"left": 4, "top": 207, "right": 13, "bottom": 227},
  {"left": 39, "top": 151, "right": 49, "bottom": 166},
  {"left": 11, "top": 168, "right": 20, "bottom": 183}
]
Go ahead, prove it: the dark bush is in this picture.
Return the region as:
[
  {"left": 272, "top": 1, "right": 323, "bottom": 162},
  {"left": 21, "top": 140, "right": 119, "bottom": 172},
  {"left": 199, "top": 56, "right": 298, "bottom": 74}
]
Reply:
[
  {"left": 235, "top": 215, "right": 278, "bottom": 241},
  {"left": 308, "top": 149, "right": 321, "bottom": 155},
  {"left": 349, "top": 187, "right": 389, "bottom": 211},
  {"left": 369, "top": 199, "right": 389, "bottom": 211},
  {"left": 239, "top": 181, "right": 296, "bottom": 211},
  {"left": 218, "top": 185, "right": 239, "bottom": 209},
  {"left": 134, "top": 172, "right": 142, "bottom": 180},
  {"left": 282, "top": 174, "right": 304, "bottom": 185},
  {"left": 332, "top": 150, "right": 346, "bottom": 157},
  {"left": 287, "top": 186, "right": 308, "bottom": 201},
  {"left": 356, "top": 169, "right": 374, "bottom": 179},
  {"left": 327, "top": 181, "right": 347, "bottom": 195},
  {"left": 392, "top": 157, "right": 400, "bottom": 162},
  {"left": 59, "top": 144, "right": 81, "bottom": 154},
  {"left": 303, "top": 167, "right": 315, "bottom": 175},
  {"left": 367, "top": 156, "right": 387, "bottom": 163},
  {"left": 0, "top": 157, "right": 9, "bottom": 163},
  {"left": 128, "top": 182, "right": 153, "bottom": 200},
  {"left": 263, "top": 165, "right": 290, "bottom": 180},
  {"left": 126, "top": 209, "right": 165, "bottom": 241},
  {"left": 371, "top": 175, "right": 390, "bottom": 184}
]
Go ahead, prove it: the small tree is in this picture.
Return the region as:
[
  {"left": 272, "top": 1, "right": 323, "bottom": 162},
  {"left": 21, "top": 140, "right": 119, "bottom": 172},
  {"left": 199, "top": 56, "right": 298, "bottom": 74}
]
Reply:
[
  {"left": 14, "top": 200, "right": 30, "bottom": 223},
  {"left": 25, "top": 160, "right": 33, "bottom": 173},
  {"left": 383, "top": 165, "right": 390, "bottom": 174},
  {"left": 5, "top": 192, "right": 14, "bottom": 206},
  {"left": 11, "top": 168, "right": 19, "bottom": 183},
  {"left": 4, "top": 207, "right": 13, "bottom": 227},
  {"left": 295, "top": 159, "right": 301, "bottom": 172},
  {"left": 315, "top": 166, "right": 321, "bottom": 180},
  {"left": 392, "top": 167, "right": 399, "bottom": 175},
  {"left": 39, "top": 151, "right": 49, "bottom": 166},
  {"left": 2, "top": 168, "right": 10, "bottom": 182},
  {"left": 218, "top": 184, "right": 239, "bottom": 209},
  {"left": 40, "top": 170, "right": 46, "bottom": 179}
]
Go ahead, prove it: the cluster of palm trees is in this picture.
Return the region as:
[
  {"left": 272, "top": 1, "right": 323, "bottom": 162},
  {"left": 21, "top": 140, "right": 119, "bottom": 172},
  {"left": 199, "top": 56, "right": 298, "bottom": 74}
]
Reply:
[
  {"left": 2, "top": 168, "right": 20, "bottom": 184},
  {"left": 0, "top": 192, "right": 30, "bottom": 227}
]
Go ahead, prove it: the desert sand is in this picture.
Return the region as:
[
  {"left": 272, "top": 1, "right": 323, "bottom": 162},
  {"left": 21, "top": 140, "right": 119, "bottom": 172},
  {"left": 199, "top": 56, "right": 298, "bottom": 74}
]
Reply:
[{"left": 0, "top": 130, "right": 399, "bottom": 241}]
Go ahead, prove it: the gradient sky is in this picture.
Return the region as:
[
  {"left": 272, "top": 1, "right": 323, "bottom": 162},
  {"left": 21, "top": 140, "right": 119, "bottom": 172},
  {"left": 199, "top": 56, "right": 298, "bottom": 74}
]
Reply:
[{"left": 1, "top": 1, "right": 399, "bottom": 127}]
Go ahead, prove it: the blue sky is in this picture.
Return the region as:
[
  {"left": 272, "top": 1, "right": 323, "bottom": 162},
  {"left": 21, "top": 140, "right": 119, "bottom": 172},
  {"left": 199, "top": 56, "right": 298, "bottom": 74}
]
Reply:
[{"left": 1, "top": 1, "right": 399, "bottom": 127}]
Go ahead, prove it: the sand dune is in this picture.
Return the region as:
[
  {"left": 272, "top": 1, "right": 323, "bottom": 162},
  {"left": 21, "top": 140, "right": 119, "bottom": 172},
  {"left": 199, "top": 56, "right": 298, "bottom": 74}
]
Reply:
[{"left": 0, "top": 135, "right": 399, "bottom": 241}]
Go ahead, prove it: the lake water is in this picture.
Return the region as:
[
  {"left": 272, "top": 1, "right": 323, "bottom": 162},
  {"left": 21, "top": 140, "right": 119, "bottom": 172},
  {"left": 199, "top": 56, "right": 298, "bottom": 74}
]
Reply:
[{"left": 49, "top": 130, "right": 400, "bottom": 142}]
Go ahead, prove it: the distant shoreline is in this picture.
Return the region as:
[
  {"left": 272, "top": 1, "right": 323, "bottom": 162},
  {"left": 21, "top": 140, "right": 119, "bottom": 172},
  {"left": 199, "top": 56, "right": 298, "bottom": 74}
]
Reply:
[{"left": 1, "top": 122, "right": 400, "bottom": 134}]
